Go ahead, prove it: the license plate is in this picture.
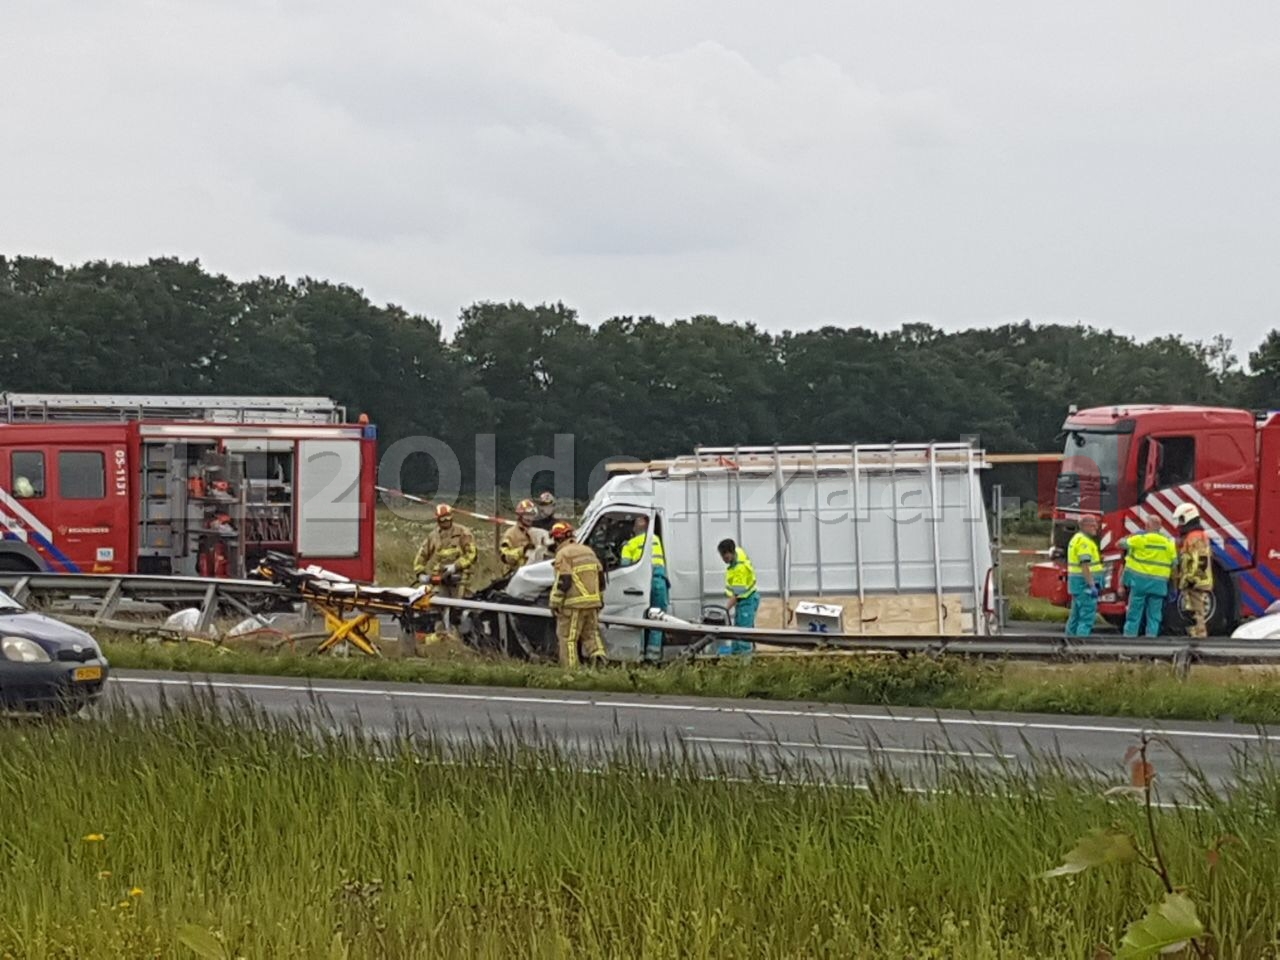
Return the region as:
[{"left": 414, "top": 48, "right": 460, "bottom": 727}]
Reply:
[{"left": 73, "top": 666, "right": 102, "bottom": 682}]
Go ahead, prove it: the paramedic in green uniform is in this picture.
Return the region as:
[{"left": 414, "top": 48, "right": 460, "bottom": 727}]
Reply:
[
  {"left": 1117, "top": 513, "right": 1176, "bottom": 637},
  {"left": 718, "top": 538, "right": 757, "bottom": 655},
  {"left": 1065, "top": 515, "right": 1102, "bottom": 637}
]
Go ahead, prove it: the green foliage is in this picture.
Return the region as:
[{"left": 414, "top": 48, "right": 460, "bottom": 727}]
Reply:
[
  {"left": 1043, "top": 738, "right": 1217, "bottom": 958},
  {"left": 176, "top": 924, "right": 229, "bottom": 960},
  {"left": 1042, "top": 828, "right": 1141, "bottom": 878},
  {"left": 1248, "top": 329, "right": 1280, "bottom": 409},
  {"left": 0, "top": 255, "right": 1270, "bottom": 496},
  {"left": 1115, "top": 893, "right": 1205, "bottom": 960}
]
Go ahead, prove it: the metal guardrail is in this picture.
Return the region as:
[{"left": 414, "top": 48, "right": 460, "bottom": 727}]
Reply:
[
  {"left": 3, "top": 572, "right": 1276, "bottom": 668},
  {"left": 0, "top": 572, "right": 287, "bottom": 635},
  {"left": 426, "top": 596, "right": 1280, "bottom": 667},
  {"left": 0, "top": 572, "right": 285, "bottom": 595}
]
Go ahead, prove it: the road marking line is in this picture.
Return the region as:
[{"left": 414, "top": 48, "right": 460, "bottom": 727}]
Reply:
[
  {"left": 682, "top": 735, "right": 1017, "bottom": 760},
  {"left": 112, "top": 676, "right": 1273, "bottom": 744}
]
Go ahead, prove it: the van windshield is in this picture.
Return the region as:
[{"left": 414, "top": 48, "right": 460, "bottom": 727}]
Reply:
[{"left": 1057, "top": 427, "right": 1128, "bottom": 514}]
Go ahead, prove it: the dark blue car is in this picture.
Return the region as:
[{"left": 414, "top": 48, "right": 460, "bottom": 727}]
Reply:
[{"left": 0, "top": 590, "right": 108, "bottom": 715}]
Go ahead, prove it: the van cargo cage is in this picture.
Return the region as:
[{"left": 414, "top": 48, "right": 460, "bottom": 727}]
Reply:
[
  {"left": 0, "top": 393, "right": 347, "bottom": 425},
  {"left": 608, "top": 442, "right": 989, "bottom": 477}
]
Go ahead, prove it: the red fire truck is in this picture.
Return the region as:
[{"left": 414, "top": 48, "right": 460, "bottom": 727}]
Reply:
[
  {"left": 0, "top": 394, "right": 377, "bottom": 581},
  {"left": 1029, "top": 404, "right": 1280, "bottom": 634}
]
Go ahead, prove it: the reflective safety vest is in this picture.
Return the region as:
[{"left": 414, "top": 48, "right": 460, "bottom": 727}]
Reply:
[
  {"left": 1122, "top": 531, "right": 1176, "bottom": 581},
  {"left": 551, "top": 542, "right": 604, "bottom": 610},
  {"left": 724, "top": 547, "right": 757, "bottom": 600},
  {"left": 1179, "top": 529, "right": 1214, "bottom": 591},
  {"left": 621, "top": 533, "right": 665, "bottom": 569},
  {"left": 1067, "top": 532, "right": 1100, "bottom": 576}
]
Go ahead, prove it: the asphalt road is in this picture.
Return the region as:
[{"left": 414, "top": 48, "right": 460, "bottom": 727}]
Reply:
[{"left": 107, "top": 670, "right": 1273, "bottom": 797}]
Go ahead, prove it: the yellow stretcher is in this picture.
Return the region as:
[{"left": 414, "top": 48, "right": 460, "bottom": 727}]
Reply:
[{"left": 253, "top": 553, "right": 439, "bottom": 656}]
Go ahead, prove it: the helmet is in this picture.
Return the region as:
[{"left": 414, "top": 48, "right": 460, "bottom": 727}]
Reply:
[
  {"left": 1172, "top": 503, "right": 1200, "bottom": 525},
  {"left": 13, "top": 476, "right": 34, "bottom": 498},
  {"left": 550, "top": 521, "right": 574, "bottom": 543},
  {"left": 537, "top": 492, "right": 556, "bottom": 506},
  {"left": 515, "top": 499, "right": 536, "bottom": 519},
  {"left": 435, "top": 503, "right": 453, "bottom": 521}
]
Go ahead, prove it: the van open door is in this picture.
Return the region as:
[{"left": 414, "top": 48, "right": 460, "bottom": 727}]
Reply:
[{"left": 580, "top": 506, "right": 654, "bottom": 661}]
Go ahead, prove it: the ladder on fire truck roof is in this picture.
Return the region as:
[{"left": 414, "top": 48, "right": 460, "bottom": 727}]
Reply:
[{"left": 0, "top": 393, "right": 346, "bottom": 425}]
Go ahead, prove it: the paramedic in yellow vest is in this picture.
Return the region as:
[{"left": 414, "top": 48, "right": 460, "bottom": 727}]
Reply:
[
  {"left": 621, "top": 514, "right": 667, "bottom": 662},
  {"left": 1174, "top": 503, "right": 1214, "bottom": 637},
  {"left": 1065, "top": 515, "right": 1102, "bottom": 637},
  {"left": 718, "top": 538, "right": 757, "bottom": 655},
  {"left": 1116, "top": 513, "right": 1176, "bottom": 637},
  {"left": 499, "top": 499, "right": 539, "bottom": 573},
  {"left": 549, "top": 521, "right": 607, "bottom": 667},
  {"left": 412, "top": 504, "right": 478, "bottom": 598}
]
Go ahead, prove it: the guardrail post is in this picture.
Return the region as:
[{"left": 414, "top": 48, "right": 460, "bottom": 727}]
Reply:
[{"left": 1172, "top": 647, "right": 1192, "bottom": 680}]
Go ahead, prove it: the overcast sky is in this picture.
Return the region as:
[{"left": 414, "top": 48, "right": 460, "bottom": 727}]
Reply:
[{"left": 3, "top": 1, "right": 1277, "bottom": 353}]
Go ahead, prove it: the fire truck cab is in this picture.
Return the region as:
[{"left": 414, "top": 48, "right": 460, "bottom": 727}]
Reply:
[
  {"left": 0, "top": 394, "right": 377, "bottom": 581},
  {"left": 1030, "top": 404, "right": 1280, "bottom": 634}
]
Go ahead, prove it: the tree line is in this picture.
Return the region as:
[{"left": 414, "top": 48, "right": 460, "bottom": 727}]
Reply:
[{"left": 2, "top": 255, "right": 1277, "bottom": 498}]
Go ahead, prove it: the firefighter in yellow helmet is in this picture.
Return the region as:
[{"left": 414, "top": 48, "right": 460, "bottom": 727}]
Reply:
[
  {"left": 412, "top": 503, "right": 478, "bottom": 598},
  {"left": 1174, "top": 502, "right": 1214, "bottom": 637},
  {"left": 548, "top": 521, "right": 606, "bottom": 667},
  {"left": 499, "top": 499, "right": 542, "bottom": 573}
]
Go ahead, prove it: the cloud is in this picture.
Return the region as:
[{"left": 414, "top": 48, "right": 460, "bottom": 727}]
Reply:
[
  {"left": 233, "top": 3, "right": 965, "bottom": 254},
  {"left": 1, "top": 0, "right": 1277, "bottom": 349}
]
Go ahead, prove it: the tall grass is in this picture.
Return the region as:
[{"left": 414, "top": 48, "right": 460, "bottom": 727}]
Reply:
[{"left": 1, "top": 702, "right": 1278, "bottom": 957}]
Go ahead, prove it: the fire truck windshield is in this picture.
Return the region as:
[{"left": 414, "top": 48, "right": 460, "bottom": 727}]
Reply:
[{"left": 1057, "top": 427, "right": 1127, "bottom": 514}]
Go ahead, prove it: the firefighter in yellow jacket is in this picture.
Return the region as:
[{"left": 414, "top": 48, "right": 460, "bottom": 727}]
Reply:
[
  {"left": 548, "top": 521, "right": 606, "bottom": 667},
  {"left": 412, "top": 504, "right": 478, "bottom": 598},
  {"left": 1173, "top": 503, "right": 1214, "bottom": 637},
  {"left": 499, "top": 499, "right": 542, "bottom": 573}
]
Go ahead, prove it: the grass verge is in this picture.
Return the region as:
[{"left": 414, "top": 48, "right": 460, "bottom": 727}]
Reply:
[
  {"left": 3, "top": 701, "right": 1278, "bottom": 958},
  {"left": 103, "top": 640, "right": 1280, "bottom": 725},
  {"left": 1008, "top": 596, "right": 1070, "bottom": 623}
]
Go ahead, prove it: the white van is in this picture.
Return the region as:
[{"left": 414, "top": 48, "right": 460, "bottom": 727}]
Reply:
[{"left": 503, "top": 443, "right": 996, "bottom": 660}]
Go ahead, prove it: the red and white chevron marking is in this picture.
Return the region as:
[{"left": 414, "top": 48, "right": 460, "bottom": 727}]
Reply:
[{"left": 1112, "top": 484, "right": 1250, "bottom": 557}]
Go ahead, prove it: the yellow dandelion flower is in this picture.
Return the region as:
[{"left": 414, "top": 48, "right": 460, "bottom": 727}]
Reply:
[
  {"left": 98, "top": 871, "right": 112, "bottom": 880},
  {"left": 129, "top": 887, "right": 144, "bottom": 898},
  {"left": 82, "top": 834, "right": 105, "bottom": 843}
]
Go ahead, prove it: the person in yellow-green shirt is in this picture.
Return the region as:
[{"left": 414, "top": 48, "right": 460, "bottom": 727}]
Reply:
[
  {"left": 1065, "top": 515, "right": 1102, "bottom": 637},
  {"left": 1116, "top": 513, "right": 1176, "bottom": 637},
  {"left": 718, "top": 538, "right": 757, "bottom": 655},
  {"left": 620, "top": 515, "right": 667, "bottom": 662}
]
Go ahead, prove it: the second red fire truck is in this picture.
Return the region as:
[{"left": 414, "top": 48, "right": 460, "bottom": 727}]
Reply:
[{"left": 1030, "top": 404, "right": 1280, "bottom": 634}]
